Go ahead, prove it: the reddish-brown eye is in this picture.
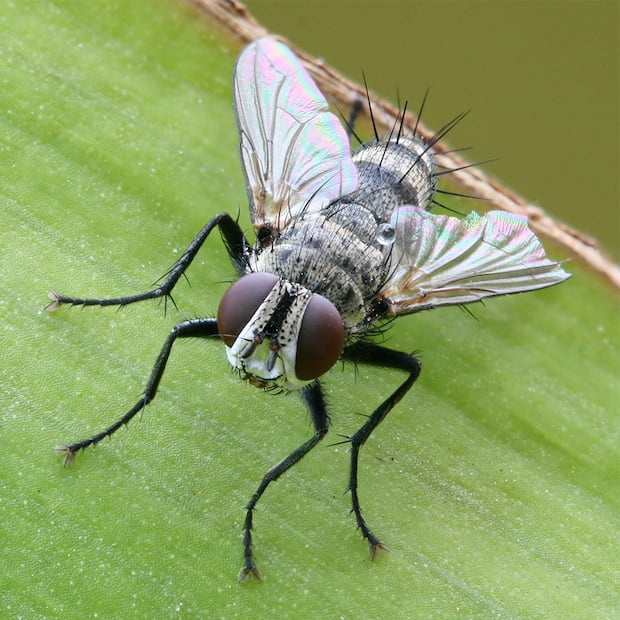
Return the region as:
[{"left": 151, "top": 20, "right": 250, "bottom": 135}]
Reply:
[
  {"left": 217, "top": 272, "right": 278, "bottom": 348},
  {"left": 296, "top": 294, "right": 345, "bottom": 381}
]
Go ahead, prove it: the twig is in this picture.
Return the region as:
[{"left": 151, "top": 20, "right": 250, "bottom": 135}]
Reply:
[{"left": 188, "top": 0, "right": 620, "bottom": 291}]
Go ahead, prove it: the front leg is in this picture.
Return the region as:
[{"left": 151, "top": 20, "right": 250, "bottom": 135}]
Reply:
[
  {"left": 239, "top": 382, "right": 330, "bottom": 581},
  {"left": 47, "top": 213, "right": 249, "bottom": 310},
  {"left": 56, "top": 318, "right": 220, "bottom": 463},
  {"left": 341, "top": 341, "right": 422, "bottom": 556}
]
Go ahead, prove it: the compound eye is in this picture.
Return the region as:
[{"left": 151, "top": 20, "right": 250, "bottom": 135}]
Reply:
[
  {"left": 217, "top": 272, "right": 278, "bottom": 348},
  {"left": 296, "top": 294, "right": 345, "bottom": 381}
]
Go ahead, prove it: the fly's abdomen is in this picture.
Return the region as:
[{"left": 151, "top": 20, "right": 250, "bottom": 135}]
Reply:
[{"left": 347, "top": 135, "right": 437, "bottom": 221}]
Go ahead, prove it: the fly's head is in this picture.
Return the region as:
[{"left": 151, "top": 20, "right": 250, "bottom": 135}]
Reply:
[{"left": 217, "top": 273, "right": 345, "bottom": 391}]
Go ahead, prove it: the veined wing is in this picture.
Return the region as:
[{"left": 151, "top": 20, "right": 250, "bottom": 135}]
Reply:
[
  {"left": 381, "top": 206, "right": 570, "bottom": 314},
  {"left": 233, "top": 38, "right": 358, "bottom": 233}
]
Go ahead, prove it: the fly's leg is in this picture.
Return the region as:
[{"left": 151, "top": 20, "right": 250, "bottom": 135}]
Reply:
[
  {"left": 239, "top": 382, "right": 329, "bottom": 582},
  {"left": 341, "top": 341, "right": 421, "bottom": 557},
  {"left": 56, "top": 318, "right": 219, "bottom": 464},
  {"left": 47, "top": 213, "right": 249, "bottom": 310},
  {"left": 344, "top": 98, "right": 364, "bottom": 142}
]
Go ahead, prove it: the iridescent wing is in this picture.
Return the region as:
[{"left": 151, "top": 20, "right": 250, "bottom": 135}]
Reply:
[
  {"left": 233, "top": 38, "right": 358, "bottom": 233},
  {"left": 381, "top": 206, "right": 570, "bottom": 314}
]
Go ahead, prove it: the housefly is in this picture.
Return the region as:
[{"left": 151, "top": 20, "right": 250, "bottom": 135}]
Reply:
[{"left": 49, "top": 37, "right": 570, "bottom": 580}]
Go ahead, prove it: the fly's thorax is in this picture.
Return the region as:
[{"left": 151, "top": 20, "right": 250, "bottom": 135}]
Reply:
[
  {"left": 349, "top": 135, "right": 437, "bottom": 216},
  {"left": 217, "top": 273, "right": 345, "bottom": 391},
  {"left": 250, "top": 212, "right": 389, "bottom": 334}
]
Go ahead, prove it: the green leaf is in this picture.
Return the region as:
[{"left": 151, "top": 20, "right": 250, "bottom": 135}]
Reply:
[{"left": 1, "top": 2, "right": 618, "bottom": 618}]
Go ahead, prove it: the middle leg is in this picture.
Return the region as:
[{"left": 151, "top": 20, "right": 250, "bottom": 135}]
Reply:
[{"left": 341, "top": 341, "right": 421, "bottom": 556}]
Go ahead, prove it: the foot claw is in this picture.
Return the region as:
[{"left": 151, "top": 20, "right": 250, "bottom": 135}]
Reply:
[
  {"left": 54, "top": 444, "right": 76, "bottom": 466},
  {"left": 46, "top": 291, "right": 63, "bottom": 312},
  {"left": 238, "top": 564, "right": 262, "bottom": 582},
  {"left": 369, "top": 540, "right": 389, "bottom": 560}
]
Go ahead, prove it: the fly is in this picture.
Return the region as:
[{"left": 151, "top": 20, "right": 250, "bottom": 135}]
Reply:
[{"left": 48, "top": 37, "right": 570, "bottom": 580}]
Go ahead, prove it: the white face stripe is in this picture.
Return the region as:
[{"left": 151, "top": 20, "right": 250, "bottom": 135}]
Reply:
[{"left": 225, "top": 278, "right": 313, "bottom": 390}]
